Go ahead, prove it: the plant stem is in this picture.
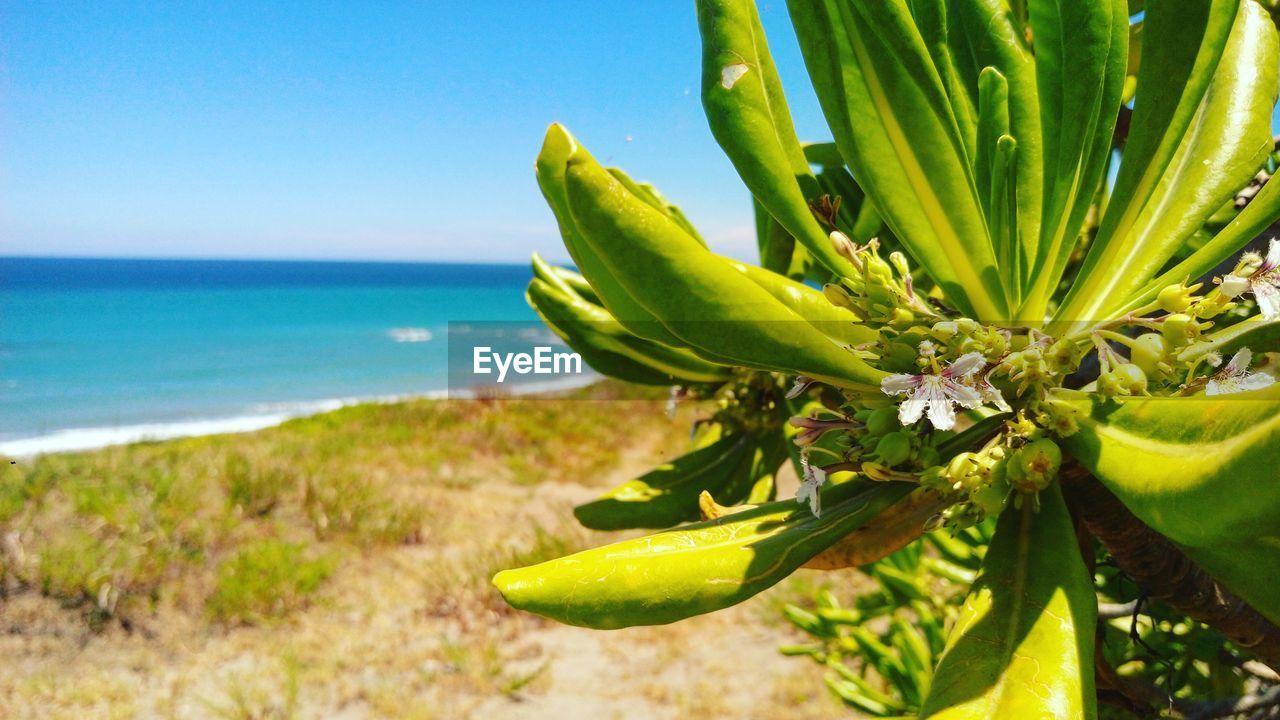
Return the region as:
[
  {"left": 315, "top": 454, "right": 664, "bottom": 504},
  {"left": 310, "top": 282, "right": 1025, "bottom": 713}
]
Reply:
[{"left": 1061, "top": 467, "right": 1280, "bottom": 670}]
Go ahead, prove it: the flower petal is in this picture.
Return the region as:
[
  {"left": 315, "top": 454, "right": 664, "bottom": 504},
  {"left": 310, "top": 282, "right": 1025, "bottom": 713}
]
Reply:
[
  {"left": 1225, "top": 347, "right": 1253, "bottom": 375},
  {"left": 925, "top": 381, "right": 957, "bottom": 431},
  {"left": 946, "top": 352, "right": 986, "bottom": 379},
  {"left": 1254, "top": 281, "right": 1280, "bottom": 320},
  {"left": 786, "top": 375, "right": 815, "bottom": 400},
  {"left": 943, "top": 379, "right": 983, "bottom": 409},
  {"left": 1220, "top": 274, "right": 1249, "bottom": 298},
  {"left": 980, "top": 376, "right": 1011, "bottom": 412},
  {"left": 881, "top": 373, "right": 921, "bottom": 395},
  {"left": 1239, "top": 372, "right": 1275, "bottom": 393},
  {"left": 897, "top": 386, "right": 928, "bottom": 426},
  {"left": 1266, "top": 237, "right": 1280, "bottom": 271}
]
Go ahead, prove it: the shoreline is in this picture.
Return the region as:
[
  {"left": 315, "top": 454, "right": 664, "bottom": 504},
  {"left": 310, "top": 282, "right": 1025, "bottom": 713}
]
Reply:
[{"left": 0, "top": 374, "right": 600, "bottom": 458}]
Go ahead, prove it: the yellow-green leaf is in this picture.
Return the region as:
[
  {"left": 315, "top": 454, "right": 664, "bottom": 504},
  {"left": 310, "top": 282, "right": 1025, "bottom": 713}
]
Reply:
[{"left": 921, "top": 486, "right": 1097, "bottom": 719}]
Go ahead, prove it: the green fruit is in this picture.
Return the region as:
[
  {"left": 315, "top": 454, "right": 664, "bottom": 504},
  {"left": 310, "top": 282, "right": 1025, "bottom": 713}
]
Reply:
[
  {"left": 1098, "top": 363, "right": 1148, "bottom": 397},
  {"left": 970, "top": 465, "right": 1012, "bottom": 517},
  {"left": 875, "top": 432, "right": 912, "bottom": 467},
  {"left": 1010, "top": 439, "right": 1062, "bottom": 493},
  {"left": 865, "top": 407, "right": 900, "bottom": 437},
  {"left": 1161, "top": 313, "right": 1201, "bottom": 347},
  {"left": 1157, "top": 283, "right": 1194, "bottom": 313},
  {"left": 1130, "top": 333, "right": 1169, "bottom": 378}
]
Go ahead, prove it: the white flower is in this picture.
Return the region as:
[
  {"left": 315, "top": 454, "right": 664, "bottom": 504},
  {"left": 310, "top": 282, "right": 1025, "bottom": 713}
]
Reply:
[
  {"left": 796, "top": 457, "right": 826, "bottom": 517},
  {"left": 880, "top": 351, "right": 987, "bottom": 431},
  {"left": 978, "top": 369, "right": 1011, "bottom": 412},
  {"left": 1205, "top": 348, "right": 1274, "bottom": 396},
  {"left": 785, "top": 375, "right": 816, "bottom": 399},
  {"left": 1220, "top": 238, "right": 1280, "bottom": 320}
]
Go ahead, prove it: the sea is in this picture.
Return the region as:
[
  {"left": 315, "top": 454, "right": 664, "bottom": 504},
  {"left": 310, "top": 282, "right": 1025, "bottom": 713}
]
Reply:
[{"left": 0, "top": 257, "right": 588, "bottom": 456}]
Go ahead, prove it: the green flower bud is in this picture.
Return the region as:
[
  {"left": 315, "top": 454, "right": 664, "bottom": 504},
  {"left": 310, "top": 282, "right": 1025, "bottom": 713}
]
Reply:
[
  {"left": 1161, "top": 313, "right": 1201, "bottom": 347},
  {"left": 1046, "top": 339, "right": 1083, "bottom": 373},
  {"left": 822, "top": 283, "right": 856, "bottom": 311},
  {"left": 931, "top": 321, "right": 959, "bottom": 340},
  {"left": 1098, "top": 363, "right": 1148, "bottom": 397},
  {"left": 947, "top": 452, "right": 977, "bottom": 480},
  {"left": 1130, "top": 333, "right": 1170, "bottom": 378},
  {"left": 888, "top": 251, "right": 911, "bottom": 278},
  {"left": 888, "top": 306, "right": 915, "bottom": 327},
  {"left": 970, "top": 463, "right": 1011, "bottom": 517},
  {"left": 864, "top": 406, "right": 899, "bottom": 437},
  {"left": 1157, "top": 283, "right": 1195, "bottom": 313},
  {"left": 1009, "top": 439, "right": 1061, "bottom": 493},
  {"left": 874, "top": 431, "right": 912, "bottom": 467}
]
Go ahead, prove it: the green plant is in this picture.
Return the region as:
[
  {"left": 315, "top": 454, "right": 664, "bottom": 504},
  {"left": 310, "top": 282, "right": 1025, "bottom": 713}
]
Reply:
[
  {"left": 495, "top": 0, "right": 1280, "bottom": 716},
  {"left": 207, "top": 539, "right": 334, "bottom": 624}
]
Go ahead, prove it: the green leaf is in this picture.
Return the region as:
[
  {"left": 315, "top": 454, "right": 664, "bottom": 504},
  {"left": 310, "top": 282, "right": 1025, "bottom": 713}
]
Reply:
[
  {"left": 722, "top": 257, "right": 879, "bottom": 347},
  {"left": 526, "top": 278, "right": 732, "bottom": 385},
  {"left": 535, "top": 124, "right": 689, "bottom": 349},
  {"left": 526, "top": 282, "right": 677, "bottom": 387},
  {"left": 607, "top": 168, "right": 708, "bottom": 248},
  {"left": 573, "top": 434, "right": 758, "bottom": 530},
  {"left": 563, "top": 146, "right": 888, "bottom": 390},
  {"left": 788, "top": 0, "right": 1005, "bottom": 320},
  {"left": 696, "top": 0, "right": 856, "bottom": 278},
  {"left": 1055, "top": 0, "right": 1247, "bottom": 324},
  {"left": 1189, "top": 317, "right": 1280, "bottom": 359},
  {"left": 921, "top": 486, "right": 1097, "bottom": 719},
  {"left": 753, "top": 198, "right": 797, "bottom": 277},
  {"left": 1020, "top": 0, "right": 1128, "bottom": 321},
  {"left": 1050, "top": 385, "right": 1280, "bottom": 625},
  {"left": 947, "top": 0, "right": 1046, "bottom": 299},
  {"left": 1119, "top": 150, "right": 1280, "bottom": 316},
  {"left": 493, "top": 480, "right": 914, "bottom": 629}
]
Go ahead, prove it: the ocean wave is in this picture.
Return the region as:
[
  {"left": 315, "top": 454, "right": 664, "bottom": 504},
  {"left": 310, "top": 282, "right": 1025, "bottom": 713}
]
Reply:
[
  {"left": 388, "top": 327, "right": 433, "bottom": 343},
  {"left": 0, "top": 376, "right": 599, "bottom": 458}
]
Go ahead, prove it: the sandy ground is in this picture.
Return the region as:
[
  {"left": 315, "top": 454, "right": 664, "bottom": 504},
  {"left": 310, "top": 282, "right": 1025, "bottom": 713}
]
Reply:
[{"left": 0, "top": 427, "right": 844, "bottom": 719}]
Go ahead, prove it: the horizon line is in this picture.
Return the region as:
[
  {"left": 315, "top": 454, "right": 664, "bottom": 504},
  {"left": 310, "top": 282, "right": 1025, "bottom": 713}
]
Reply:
[{"left": 0, "top": 253, "right": 545, "bottom": 268}]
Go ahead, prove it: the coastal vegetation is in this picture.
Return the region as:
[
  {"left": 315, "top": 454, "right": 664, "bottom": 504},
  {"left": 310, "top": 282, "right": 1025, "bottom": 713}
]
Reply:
[
  {"left": 496, "top": 0, "right": 1280, "bottom": 717},
  {"left": 3, "top": 383, "right": 855, "bottom": 717}
]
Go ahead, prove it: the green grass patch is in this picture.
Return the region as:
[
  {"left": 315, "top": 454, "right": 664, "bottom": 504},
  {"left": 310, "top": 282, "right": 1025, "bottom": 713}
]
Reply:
[
  {"left": 207, "top": 539, "right": 335, "bottom": 624},
  {"left": 0, "top": 381, "right": 687, "bottom": 627}
]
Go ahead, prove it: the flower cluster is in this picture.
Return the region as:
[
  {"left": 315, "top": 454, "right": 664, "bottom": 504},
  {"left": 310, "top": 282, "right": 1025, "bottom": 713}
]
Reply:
[{"left": 787, "top": 235, "right": 1280, "bottom": 517}]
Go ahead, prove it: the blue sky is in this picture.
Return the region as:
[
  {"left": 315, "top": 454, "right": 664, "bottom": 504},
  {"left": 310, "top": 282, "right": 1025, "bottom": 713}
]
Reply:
[{"left": 1, "top": 2, "right": 830, "bottom": 264}]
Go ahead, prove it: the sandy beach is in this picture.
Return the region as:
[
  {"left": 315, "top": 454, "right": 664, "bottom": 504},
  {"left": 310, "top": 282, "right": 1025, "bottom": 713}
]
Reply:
[{"left": 0, "top": 381, "right": 847, "bottom": 719}]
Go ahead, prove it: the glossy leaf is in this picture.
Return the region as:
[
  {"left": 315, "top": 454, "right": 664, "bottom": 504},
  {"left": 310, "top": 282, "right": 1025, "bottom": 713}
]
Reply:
[
  {"left": 1021, "top": 0, "right": 1127, "bottom": 321},
  {"left": 947, "top": 0, "right": 1045, "bottom": 301},
  {"left": 788, "top": 0, "right": 1004, "bottom": 319},
  {"left": 804, "top": 487, "right": 949, "bottom": 571},
  {"left": 1050, "top": 386, "right": 1280, "bottom": 625},
  {"left": 527, "top": 282, "right": 678, "bottom": 387},
  {"left": 493, "top": 480, "right": 914, "bottom": 629},
  {"left": 1055, "top": 0, "right": 1246, "bottom": 324},
  {"left": 535, "top": 124, "right": 688, "bottom": 348},
  {"left": 697, "top": 0, "right": 856, "bottom": 278},
  {"left": 1119, "top": 157, "right": 1280, "bottom": 315},
  {"left": 573, "top": 433, "right": 757, "bottom": 530},
  {"left": 921, "top": 486, "right": 1097, "bottom": 719},
  {"left": 563, "top": 147, "right": 887, "bottom": 390},
  {"left": 526, "top": 279, "right": 732, "bottom": 384}
]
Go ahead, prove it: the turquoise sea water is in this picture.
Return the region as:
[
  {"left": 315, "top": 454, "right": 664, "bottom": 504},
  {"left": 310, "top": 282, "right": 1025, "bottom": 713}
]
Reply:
[{"left": 1, "top": 257, "right": 565, "bottom": 453}]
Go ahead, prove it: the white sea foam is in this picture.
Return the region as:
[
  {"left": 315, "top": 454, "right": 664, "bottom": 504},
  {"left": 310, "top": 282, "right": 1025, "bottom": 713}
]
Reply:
[
  {"left": 388, "top": 327, "right": 433, "bottom": 343},
  {"left": 0, "top": 375, "right": 600, "bottom": 458}
]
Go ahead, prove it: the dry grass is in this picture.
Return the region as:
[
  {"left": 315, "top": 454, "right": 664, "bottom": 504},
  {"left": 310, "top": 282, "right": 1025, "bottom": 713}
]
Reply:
[{"left": 0, "top": 381, "right": 855, "bottom": 718}]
